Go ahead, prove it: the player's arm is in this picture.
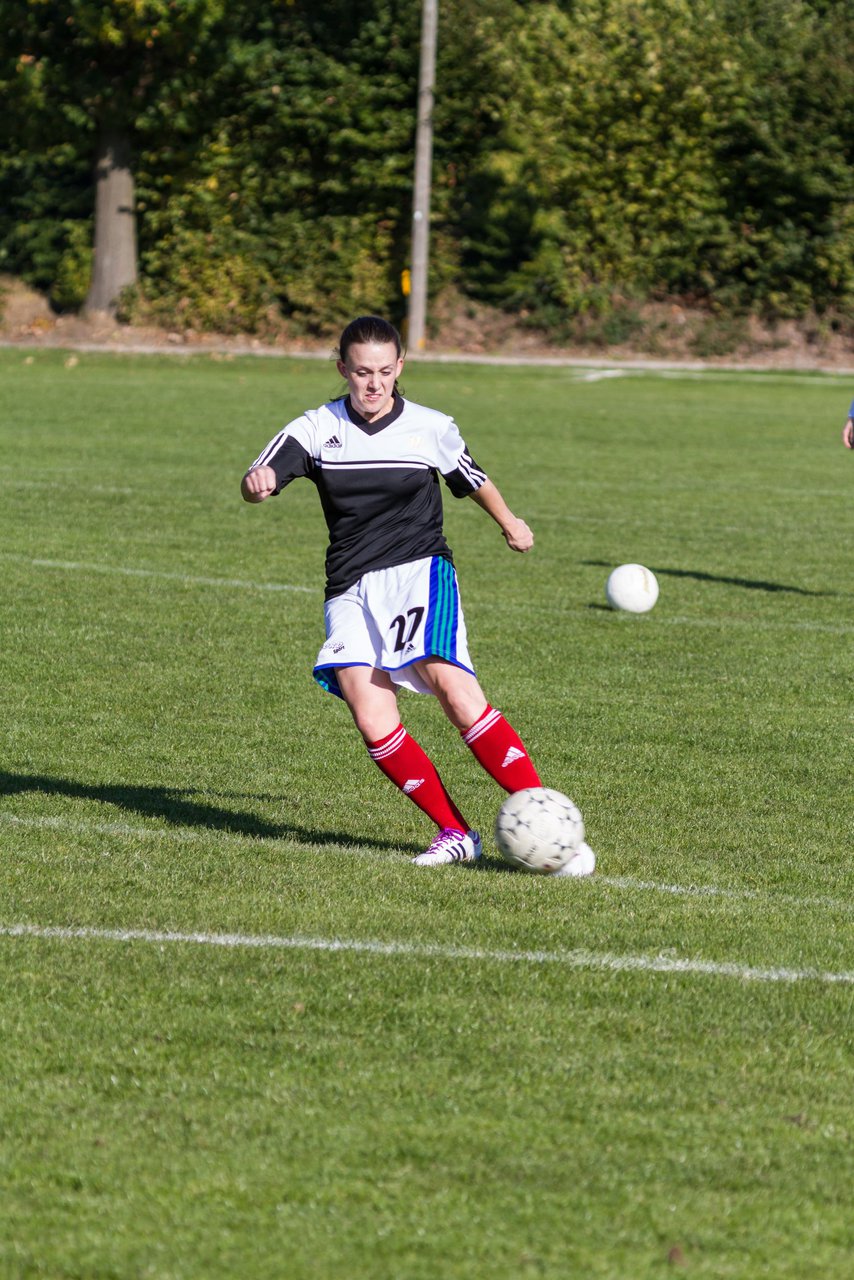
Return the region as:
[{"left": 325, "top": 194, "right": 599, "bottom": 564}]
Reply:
[
  {"left": 241, "top": 464, "right": 278, "bottom": 502},
  {"left": 469, "top": 479, "right": 534, "bottom": 553},
  {"left": 241, "top": 426, "right": 315, "bottom": 502},
  {"left": 436, "top": 417, "right": 532, "bottom": 551},
  {"left": 843, "top": 414, "right": 854, "bottom": 449}
]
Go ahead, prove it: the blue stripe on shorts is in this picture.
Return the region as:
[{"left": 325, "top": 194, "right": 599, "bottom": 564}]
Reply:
[{"left": 425, "top": 556, "right": 459, "bottom": 661}]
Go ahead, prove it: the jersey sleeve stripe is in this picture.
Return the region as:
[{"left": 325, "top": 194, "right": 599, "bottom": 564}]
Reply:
[
  {"left": 456, "top": 449, "right": 487, "bottom": 488},
  {"left": 252, "top": 430, "right": 291, "bottom": 468}
]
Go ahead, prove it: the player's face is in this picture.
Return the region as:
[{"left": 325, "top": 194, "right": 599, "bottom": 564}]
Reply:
[{"left": 337, "top": 341, "right": 404, "bottom": 422}]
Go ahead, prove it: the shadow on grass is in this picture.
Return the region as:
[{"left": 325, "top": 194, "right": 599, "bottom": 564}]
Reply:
[
  {"left": 582, "top": 560, "right": 837, "bottom": 597},
  {"left": 0, "top": 769, "right": 408, "bottom": 854}
]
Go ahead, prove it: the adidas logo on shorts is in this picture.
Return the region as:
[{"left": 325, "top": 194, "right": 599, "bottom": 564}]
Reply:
[{"left": 323, "top": 435, "right": 342, "bottom": 449}]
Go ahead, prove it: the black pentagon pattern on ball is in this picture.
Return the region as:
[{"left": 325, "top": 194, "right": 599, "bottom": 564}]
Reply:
[{"left": 494, "top": 787, "right": 585, "bottom": 874}]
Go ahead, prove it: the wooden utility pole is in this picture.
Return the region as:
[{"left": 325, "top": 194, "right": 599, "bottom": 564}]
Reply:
[{"left": 408, "top": 0, "right": 437, "bottom": 352}]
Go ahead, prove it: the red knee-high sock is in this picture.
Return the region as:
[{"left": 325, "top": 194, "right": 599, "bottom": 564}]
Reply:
[
  {"left": 366, "top": 724, "right": 469, "bottom": 831},
  {"left": 461, "top": 705, "right": 542, "bottom": 792}
]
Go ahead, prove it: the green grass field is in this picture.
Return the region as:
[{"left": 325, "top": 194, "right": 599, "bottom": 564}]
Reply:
[{"left": 1, "top": 347, "right": 852, "bottom": 1280}]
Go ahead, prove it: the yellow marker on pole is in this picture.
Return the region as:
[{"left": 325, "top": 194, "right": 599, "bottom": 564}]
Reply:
[{"left": 401, "top": 269, "right": 411, "bottom": 298}]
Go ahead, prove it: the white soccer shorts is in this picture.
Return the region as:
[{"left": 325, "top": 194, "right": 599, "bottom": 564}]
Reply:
[{"left": 313, "top": 555, "right": 476, "bottom": 698}]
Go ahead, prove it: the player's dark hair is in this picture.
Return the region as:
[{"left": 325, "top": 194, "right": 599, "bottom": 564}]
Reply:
[
  {"left": 338, "top": 315, "right": 403, "bottom": 364},
  {"left": 336, "top": 315, "right": 404, "bottom": 397}
]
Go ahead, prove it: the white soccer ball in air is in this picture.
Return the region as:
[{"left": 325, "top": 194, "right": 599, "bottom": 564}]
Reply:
[
  {"left": 495, "top": 787, "right": 585, "bottom": 874},
  {"left": 606, "top": 563, "right": 659, "bottom": 613}
]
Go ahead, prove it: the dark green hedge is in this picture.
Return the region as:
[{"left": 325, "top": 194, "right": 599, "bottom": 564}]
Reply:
[{"left": 1, "top": 0, "right": 852, "bottom": 335}]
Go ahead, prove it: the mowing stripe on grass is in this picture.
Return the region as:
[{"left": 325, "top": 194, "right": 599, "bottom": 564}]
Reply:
[
  {"left": 3, "top": 554, "right": 316, "bottom": 594},
  {"left": 1, "top": 920, "right": 851, "bottom": 985},
  {"left": 1, "top": 813, "right": 850, "bottom": 913}
]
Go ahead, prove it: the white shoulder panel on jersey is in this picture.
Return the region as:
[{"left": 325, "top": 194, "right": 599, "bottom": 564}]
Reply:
[
  {"left": 251, "top": 404, "right": 347, "bottom": 469},
  {"left": 394, "top": 400, "right": 467, "bottom": 473}
]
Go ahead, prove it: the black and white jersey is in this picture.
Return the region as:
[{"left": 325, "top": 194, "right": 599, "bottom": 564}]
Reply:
[{"left": 249, "top": 392, "right": 487, "bottom": 599}]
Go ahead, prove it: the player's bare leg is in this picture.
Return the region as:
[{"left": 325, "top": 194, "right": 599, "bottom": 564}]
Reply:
[
  {"left": 335, "top": 664, "right": 478, "bottom": 863},
  {"left": 414, "top": 658, "right": 487, "bottom": 729},
  {"left": 335, "top": 664, "right": 399, "bottom": 741},
  {"left": 417, "top": 658, "right": 541, "bottom": 792}
]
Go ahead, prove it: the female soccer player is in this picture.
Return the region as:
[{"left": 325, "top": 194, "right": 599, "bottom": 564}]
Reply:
[
  {"left": 241, "top": 315, "right": 593, "bottom": 874},
  {"left": 842, "top": 400, "right": 853, "bottom": 448}
]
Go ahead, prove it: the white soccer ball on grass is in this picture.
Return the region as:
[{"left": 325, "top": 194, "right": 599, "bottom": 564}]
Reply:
[
  {"left": 495, "top": 787, "right": 585, "bottom": 875},
  {"left": 606, "top": 563, "right": 659, "bottom": 613}
]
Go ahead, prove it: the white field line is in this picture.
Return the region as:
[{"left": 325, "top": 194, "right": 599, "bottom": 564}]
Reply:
[
  {"left": 6, "top": 554, "right": 316, "bottom": 594},
  {"left": 635, "top": 613, "right": 854, "bottom": 636},
  {"left": 0, "top": 920, "right": 851, "bottom": 986},
  {"left": 596, "top": 874, "right": 853, "bottom": 914},
  {"left": 0, "top": 812, "right": 388, "bottom": 857},
  {"left": 8, "top": 337, "right": 853, "bottom": 378},
  {"left": 6, "top": 554, "right": 849, "bottom": 634},
  {"left": 2, "top": 813, "right": 232, "bottom": 846},
  {"left": 1, "top": 812, "right": 851, "bottom": 915},
  {"left": 482, "top": 594, "right": 854, "bottom": 636},
  {"left": 0, "top": 479, "right": 135, "bottom": 495}
]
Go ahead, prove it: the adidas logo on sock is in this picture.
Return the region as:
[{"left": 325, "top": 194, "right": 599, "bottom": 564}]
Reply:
[
  {"left": 501, "top": 747, "right": 526, "bottom": 768},
  {"left": 324, "top": 435, "right": 342, "bottom": 449},
  {"left": 403, "top": 778, "right": 424, "bottom": 794}
]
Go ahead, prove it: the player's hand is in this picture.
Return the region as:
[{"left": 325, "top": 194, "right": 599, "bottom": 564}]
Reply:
[
  {"left": 503, "top": 517, "right": 534, "bottom": 553},
  {"left": 843, "top": 418, "right": 854, "bottom": 449},
  {"left": 241, "top": 465, "right": 277, "bottom": 502}
]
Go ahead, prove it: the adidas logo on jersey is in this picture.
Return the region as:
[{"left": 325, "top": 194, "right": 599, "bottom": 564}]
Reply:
[
  {"left": 323, "top": 435, "right": 342, "bottom": 449},
  {"left": 403, "top": 778, "right": 424, "bottom": 794},
  {"left": 501, "top": 747, "right": 526, "bottom": 768}
]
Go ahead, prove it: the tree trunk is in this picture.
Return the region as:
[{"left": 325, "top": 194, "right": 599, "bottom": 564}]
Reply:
[{"left": 84, "top": 131, "right": 138, "bottom": 315}]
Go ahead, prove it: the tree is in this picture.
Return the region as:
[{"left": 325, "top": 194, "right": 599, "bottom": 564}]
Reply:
[
  {"left": 445, "top": 0, "right": 854, "bottom": 327},
  {"left": 2, "top": 0, "right": 851, "bottom": 332},
  {"left": 128, "top": 0, "right": 424, "bottom": 334},
  {"left": 2, "top": 0, "right": 227, "bottom": 313}
]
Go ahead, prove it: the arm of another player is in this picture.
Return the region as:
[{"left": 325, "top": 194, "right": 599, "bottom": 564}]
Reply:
[
  {"left": 843, "top": 416, "right": 854, "bottom": 449},
  {"left": 468, "top": 479, "right": 534, "bottom": 552},
  {"left": 241, "top": 464, "right": 278, "bottom": 502}
]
